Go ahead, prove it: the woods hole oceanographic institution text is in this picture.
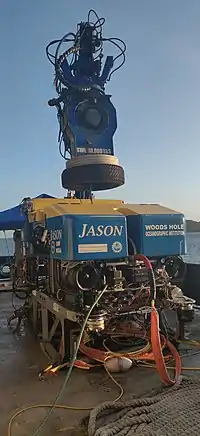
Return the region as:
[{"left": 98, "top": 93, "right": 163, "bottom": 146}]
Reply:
[{"left": 145, "top": 223, "right": 184, "bottom": 237}]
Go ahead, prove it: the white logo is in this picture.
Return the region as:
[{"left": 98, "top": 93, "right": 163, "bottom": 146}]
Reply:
[
  {"left": 51, "top": 241, "right": 55, "bottom": 254},
  {"left": 0, "top": 264, "right": 10, "bottom": 275},
  {"left": 2, "top": 265, "right": 10, "bottom": 274},
  {"left": 112, "top": 241, "right": 123, "bottom": 253},
  {"left": 79, "top": 224, "right": 123, "bottom": 238}
]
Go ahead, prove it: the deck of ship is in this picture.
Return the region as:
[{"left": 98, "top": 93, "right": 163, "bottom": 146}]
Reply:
[{"left": 1, "top": 291, "right": 200, "bottom": 436}]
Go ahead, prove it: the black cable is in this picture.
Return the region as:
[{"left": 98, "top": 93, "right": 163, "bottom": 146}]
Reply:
[
  {"left": 128, "top": 237, "right": 137, "bottom": 255},
  {"left": 54, "top": 33, "right": 76, "bottom": 70},
  {"left": 87, "top": 9, "right": 103, "bottom": 26},
  {"left": 59, "top": 137, "right": 71, "bottom": 160},
  {"left": 46, "top": 39, "right": 63, "bottom": 65},
  {"left": 46, "top": 36, "right": 75, "bottom": 66},
  {"left": 102, "top": 37, "right": 126, "bottom": 80},
  {"left": 46, "top": 10, "right": 126, "bottom": 91}
]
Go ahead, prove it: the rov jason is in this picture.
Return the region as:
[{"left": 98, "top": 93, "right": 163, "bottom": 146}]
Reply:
[{"left": 78, "top": 224, "right": 124, "bottom": 238}]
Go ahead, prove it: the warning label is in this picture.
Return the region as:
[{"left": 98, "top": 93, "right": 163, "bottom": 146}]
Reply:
[{"left": 144, "top": 223, "right": 184, "bottom": 237}]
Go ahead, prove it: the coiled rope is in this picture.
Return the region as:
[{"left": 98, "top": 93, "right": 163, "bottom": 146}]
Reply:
[{"left": 88, "top": 377, "right": 200, "bottom": 436}]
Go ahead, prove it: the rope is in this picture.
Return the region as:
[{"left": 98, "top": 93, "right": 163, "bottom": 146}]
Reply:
[
  {"left": 88, "top": 377, "right": 200, "bottom": 436},
  {"left": 8, "top": 346, "right": 200, "bottom": 435}
]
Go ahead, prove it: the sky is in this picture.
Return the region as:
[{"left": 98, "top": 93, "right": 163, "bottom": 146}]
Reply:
[{"left": 0, "top": 0, "right": 200, "bottom": 220}]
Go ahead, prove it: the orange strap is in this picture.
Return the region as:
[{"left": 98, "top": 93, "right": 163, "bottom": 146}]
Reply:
[
  {"left": 151, "top": 306, "right": 182, "bottom": 385},
  {"left": 79, "top": 335, "right": 171, "bottom": 364}
]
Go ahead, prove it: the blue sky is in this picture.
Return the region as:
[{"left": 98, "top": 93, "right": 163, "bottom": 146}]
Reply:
[{"left": 0, "top": 0, "right": 200, "bottom": 220}]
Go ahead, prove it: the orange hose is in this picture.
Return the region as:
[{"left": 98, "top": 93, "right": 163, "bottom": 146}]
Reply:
[
  {"left": 79, "top": 343, "right": 105, "bottom": 362},
  {"left": 79, "top": 335, "right": 171, "bottom": 364},
  {"left": 150, "top": 304, "right": 182, "bottom": 385}
]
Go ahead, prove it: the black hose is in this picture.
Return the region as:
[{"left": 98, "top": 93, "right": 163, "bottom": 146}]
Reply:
[{"left": 128, "top": 237, "right": 137, "bottom": 255}]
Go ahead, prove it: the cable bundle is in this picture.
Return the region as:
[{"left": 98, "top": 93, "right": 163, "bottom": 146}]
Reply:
[{"left": 46, "top": 9, "right": 126, "bottom": 95}]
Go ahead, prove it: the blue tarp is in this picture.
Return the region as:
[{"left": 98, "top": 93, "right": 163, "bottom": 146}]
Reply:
[{"left": 0, "top": 194, "right": 55, "bottom": 231}]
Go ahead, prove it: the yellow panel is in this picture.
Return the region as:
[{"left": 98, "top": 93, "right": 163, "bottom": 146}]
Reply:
[
  {"left": 116, "top": 203, "right": 181, "bottom": 216},
  {"left": 31, "top": 198, "right": 124, "bottom": 213},
  {"left": 44, "top": 203, "right": 123, "bottom": 219},
  {"left": 31, "top": 198, "right": 61, "bottom": 211},
  {"left": 28, "top": 198, "right": 180, "bottom": 221},
  {"left": 28, "top": 198, "right": 125, "bottom": 222}
]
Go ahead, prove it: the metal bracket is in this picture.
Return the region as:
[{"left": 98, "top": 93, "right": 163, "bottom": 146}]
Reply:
[{"left": 27, "top": 290, "right": 79, "bottom": 363}]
